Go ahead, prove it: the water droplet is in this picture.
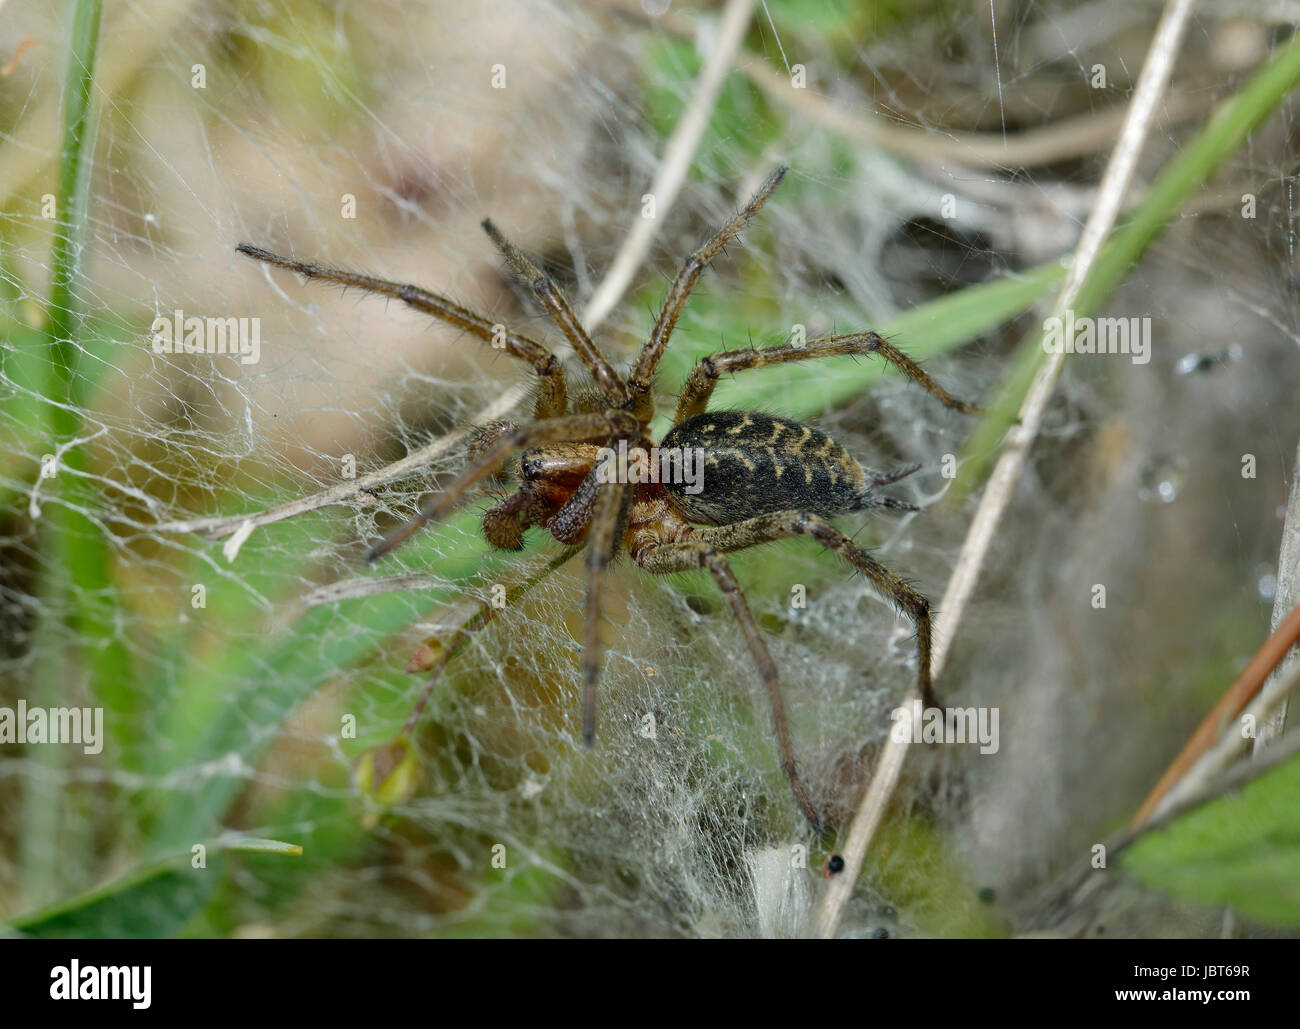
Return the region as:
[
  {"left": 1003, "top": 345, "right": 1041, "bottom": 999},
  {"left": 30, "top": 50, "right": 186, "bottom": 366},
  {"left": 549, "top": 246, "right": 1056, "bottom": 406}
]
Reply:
[
  {"left": 1138, "top": 455, "right": 1187, "bottom": 504},
  {"left": 1175, "top": 344, "right": 1242, "bottom": 376}
]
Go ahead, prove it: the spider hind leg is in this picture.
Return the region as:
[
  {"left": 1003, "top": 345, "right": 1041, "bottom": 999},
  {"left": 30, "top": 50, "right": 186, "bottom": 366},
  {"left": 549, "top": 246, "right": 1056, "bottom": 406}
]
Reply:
[{"left": 634, "top": 537, "right": 825, "bottom": 832}]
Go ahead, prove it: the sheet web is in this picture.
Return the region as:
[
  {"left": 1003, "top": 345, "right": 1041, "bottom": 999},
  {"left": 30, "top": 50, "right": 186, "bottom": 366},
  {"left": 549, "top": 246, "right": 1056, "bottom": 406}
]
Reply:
[{"left": 2, "top": 0, "right": 1298, "bottom": 938}]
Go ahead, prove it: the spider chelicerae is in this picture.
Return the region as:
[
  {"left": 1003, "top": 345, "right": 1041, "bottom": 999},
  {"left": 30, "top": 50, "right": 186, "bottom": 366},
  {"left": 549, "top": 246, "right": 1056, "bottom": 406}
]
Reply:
[{"left": 237, "top": 166, "right": 977, "bottom": 831}]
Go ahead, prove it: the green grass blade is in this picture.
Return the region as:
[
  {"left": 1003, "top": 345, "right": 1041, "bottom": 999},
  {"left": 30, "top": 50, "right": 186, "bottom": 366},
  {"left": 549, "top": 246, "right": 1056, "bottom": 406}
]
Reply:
[{"left": 22, "top": 0, "right": 112, "bottom": 910}]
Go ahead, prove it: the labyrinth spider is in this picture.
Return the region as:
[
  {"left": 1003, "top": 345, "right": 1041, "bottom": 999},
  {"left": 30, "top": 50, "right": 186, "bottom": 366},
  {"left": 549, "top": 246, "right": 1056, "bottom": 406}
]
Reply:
[{"left": 237, "top": 166, "right": 977, "bottom": 831}]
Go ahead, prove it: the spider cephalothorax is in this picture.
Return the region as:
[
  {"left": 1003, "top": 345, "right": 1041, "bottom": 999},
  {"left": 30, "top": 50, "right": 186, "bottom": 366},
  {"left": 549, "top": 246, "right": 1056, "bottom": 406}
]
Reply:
[{"left": 237, "top": 166, "right": 977, "bottom": 832}]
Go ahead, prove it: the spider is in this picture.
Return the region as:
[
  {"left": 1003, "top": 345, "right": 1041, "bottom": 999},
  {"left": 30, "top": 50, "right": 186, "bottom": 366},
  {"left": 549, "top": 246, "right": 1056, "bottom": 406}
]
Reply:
[{"left": 236, "top": 166, "right": 977, "bottom": 832}]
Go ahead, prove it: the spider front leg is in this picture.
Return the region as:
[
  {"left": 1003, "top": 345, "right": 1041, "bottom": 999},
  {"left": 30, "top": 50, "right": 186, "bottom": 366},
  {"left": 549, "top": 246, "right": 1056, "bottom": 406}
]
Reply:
[
  {"left": 235, "top": 244, "right": 567, "bottom": 420},
  {"left": 367, "top": 409, "right": 638, "bottom": 561},
  {"left": 674, "top": 332, "right": 979, "bottom": 424},
  {"left": 626, "top": 166, "right": 788, "bottom": 417},
  {"left": 675, "top": 511, "right": 939, "bottom": 710},
  {"left": 480, "top": 221, "right": 629, "bottom": 408},
  {"left": 635, "top": 539, "right": 823, "bottom": 832}
]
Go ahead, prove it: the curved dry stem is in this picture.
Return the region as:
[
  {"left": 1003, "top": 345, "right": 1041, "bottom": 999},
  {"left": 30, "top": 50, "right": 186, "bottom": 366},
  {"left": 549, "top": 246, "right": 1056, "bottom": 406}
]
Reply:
[{"left": 602, "top": 0, "right": 1212, "bottom": 170}]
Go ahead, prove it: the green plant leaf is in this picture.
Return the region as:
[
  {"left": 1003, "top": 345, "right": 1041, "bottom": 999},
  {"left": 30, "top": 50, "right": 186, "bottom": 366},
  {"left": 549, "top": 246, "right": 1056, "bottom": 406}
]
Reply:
[
  {"left": 8, "top": 834, "right": 300, "bottom": 937},
  {"left": 1122, "top": 753, "right": 1300, "bottom": 927}
]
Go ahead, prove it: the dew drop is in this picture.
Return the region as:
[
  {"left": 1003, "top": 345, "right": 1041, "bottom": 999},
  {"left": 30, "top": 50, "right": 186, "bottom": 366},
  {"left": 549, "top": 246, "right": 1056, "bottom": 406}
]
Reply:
[
  {"left": 1175, "top": 344, "right": 1242, "bottom": 376},
  {"left": 1138, "top": 455, "right": 1187, "bottom": 504}
]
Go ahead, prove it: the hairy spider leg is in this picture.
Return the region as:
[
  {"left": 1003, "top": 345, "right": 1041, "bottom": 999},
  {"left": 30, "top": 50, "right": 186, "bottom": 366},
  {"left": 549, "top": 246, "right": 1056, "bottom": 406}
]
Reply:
[
  {"left": 674, "top": 332, "right": 981, "bottom": 425},
  {"left": 626, "top": 165, "right": 789, "bottom": 420},
  {"left": 234, "top": 243, "right": 568, "bottom": 419},
  {"left": 634, "top": 538, "right": 823, "bottom": 832},
  {"left": 480, "top": 220, "right": 629, "bottom": 408},
  {"left": 636, "top": 510, "right": 937, "bottom": 831},
  {"left": 681, "top": 512, "right": 936, "bottom": 708}
]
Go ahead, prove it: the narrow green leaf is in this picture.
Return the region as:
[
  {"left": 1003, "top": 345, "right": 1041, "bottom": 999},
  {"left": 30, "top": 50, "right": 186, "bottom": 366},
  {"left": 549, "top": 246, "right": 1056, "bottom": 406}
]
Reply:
[{"left": 1122, "top": 754, "right": 1300, "bottom": 927}]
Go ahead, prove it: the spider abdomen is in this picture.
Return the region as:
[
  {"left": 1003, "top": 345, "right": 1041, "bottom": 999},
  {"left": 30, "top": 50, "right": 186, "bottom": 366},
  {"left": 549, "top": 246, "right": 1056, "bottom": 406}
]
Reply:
[{"left": 660, "top": 410, "right": 868, "bottom": 525}]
